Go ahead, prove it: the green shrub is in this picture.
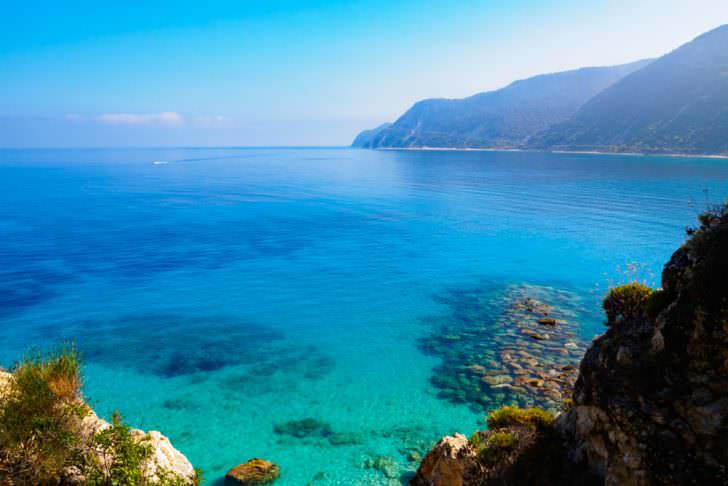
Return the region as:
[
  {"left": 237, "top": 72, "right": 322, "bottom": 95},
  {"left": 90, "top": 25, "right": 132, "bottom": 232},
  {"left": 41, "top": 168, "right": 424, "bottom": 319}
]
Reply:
[
  {"left": 86, "top": 411, "right": 198, "bottom": 486},
  {"left": 0, "top": 346, "right": 199, "bottom": 486},
  {"left": 486, "top": 405, "right": 554, "bottom": 431},
  {"left": 485, "top": 430, "right": 518, "bottom": 448},
  {"left": 476, "top": 431, "right": 519, "bottom": 466},
  {"left": 602, "top": 283, "right": 653, "bottom": 325},
  {"left": 0, "top": 344, "right": 88, "bottom": 484},
  {"left": 86, "top": 411, "right": 153, "bottom": 485}
]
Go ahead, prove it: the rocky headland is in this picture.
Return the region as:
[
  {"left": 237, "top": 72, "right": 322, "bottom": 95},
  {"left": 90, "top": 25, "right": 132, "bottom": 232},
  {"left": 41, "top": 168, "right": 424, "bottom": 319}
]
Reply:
[
  {"left": 413, "top": 202, "right": 728, "bottom": 485},
  {"left": 0, "top": 364, "right": 197, "bottom": 485}
]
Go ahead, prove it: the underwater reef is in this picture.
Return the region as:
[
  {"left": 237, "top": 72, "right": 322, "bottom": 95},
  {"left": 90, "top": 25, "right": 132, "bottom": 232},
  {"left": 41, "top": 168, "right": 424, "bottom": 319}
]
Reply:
[
  {"left": 420, "top": 284, "right": 588, "bottom": 414},
  {"left": 413, "top": 202, "right": 728, "bottom": 486}
]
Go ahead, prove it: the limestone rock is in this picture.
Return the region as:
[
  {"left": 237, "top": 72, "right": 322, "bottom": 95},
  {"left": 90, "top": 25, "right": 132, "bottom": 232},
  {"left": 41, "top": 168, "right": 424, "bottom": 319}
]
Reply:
[
  {"left": 410, "top": 433, "right": 479, "bottom": 486},
  {"left": 139, "top": 430, "right": 196, "bottom": 482}
]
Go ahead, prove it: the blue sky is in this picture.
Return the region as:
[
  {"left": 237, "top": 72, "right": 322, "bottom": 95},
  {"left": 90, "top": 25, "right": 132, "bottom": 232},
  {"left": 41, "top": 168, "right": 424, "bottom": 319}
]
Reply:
[{"left": 1, "top": 0, "right": 726, "bottom": 147}]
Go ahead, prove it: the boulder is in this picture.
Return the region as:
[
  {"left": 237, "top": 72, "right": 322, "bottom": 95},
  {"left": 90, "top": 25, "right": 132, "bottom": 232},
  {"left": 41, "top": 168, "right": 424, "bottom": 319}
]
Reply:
[
  {"left": 410, "top": 433, "right": 479, "bottom": 486},
  {"left": 226, "top": 458, "right": 280, "bottom": 485}
]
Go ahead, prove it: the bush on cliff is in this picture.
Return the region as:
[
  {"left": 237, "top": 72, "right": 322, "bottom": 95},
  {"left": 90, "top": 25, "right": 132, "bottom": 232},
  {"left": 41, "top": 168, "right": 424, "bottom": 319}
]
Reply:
[
  {"left": 471, "top": 406, "right": 558, "bottom": 470},
  {"left": 486, "top": 405, "right": 554, "bottom": 431},
  {"left": 602, "top": 282, "right": 653, "bottom": 325},
  {"left": 0, "top": 345, "right": 199, "bottom": 486},
  {"left": 86, "top": 411, "right": 153, "bottom": 485},
  {"left": 0, "top": 345, "right": 88, "bottom": 484},
  {"left": 463, "top": 405, "right": 595, "bottom": 484}
]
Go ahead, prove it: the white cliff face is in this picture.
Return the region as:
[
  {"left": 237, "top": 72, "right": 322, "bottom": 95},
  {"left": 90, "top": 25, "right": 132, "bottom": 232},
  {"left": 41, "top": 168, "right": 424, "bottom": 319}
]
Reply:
[
  {"left": 138, "top": 429, "right": 196, "bottom": 482},
  {"left": 0, "top": 370, "right": 195, "bottom": 484}
]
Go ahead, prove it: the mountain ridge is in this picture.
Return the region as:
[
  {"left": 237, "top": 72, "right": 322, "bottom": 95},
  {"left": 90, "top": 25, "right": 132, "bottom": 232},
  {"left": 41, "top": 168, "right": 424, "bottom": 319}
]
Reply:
[
  {"left": 355, "top": 24, "right": 728, "bottom": 155},
  {"left": 532, "top": 24, "right": 728, "bottom": 154},
  {"left": 353, "top": 60, "right": 651, "bottom": 149}
]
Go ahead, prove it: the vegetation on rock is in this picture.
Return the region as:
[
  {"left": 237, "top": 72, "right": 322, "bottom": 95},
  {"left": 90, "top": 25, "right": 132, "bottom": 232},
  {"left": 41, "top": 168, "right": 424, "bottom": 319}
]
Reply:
[
  {"left": 413, "top": 404, "right": 595, "bottom": 486},
  {"left": 486, "top": 405, "right": 554, "bottom": 431},
  {"left": 0, "top": 345, "right": 199, "bottom": 485},
  {"left": 602, "top": 282, "right": 653, "bottom": 326},
  {"left": 0, "top": 345, "right": 87, "bottom": 484}
]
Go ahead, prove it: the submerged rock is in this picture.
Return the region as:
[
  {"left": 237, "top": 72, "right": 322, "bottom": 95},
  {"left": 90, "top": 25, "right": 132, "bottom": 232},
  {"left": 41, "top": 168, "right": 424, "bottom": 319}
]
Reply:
[
  {"left": 225, "top": 458, "right": 280, "bottom": 485},
  {"left": 273, "top": 417, "right": 333, "bottom": 439},
  {"left": 327, "top": 431, "right": 362, "bottom": 446},
  {"left": 363, "top": 455, "right": 399, "bottom": 479},
  {"left": 419, "top": 283, "right": 588, "bottom": 412}
]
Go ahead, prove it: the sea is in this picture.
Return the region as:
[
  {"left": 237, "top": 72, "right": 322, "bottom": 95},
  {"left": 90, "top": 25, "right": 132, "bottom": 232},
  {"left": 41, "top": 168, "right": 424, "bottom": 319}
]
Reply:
[{"left": 1, "top": 147, "right": 727, "bottom": 485}]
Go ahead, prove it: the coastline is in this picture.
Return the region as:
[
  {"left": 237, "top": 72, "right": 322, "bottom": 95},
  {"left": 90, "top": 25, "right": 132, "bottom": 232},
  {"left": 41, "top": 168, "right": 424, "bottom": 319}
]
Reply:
[{"left": 375, "top": 146, "right": 728, "bottom": 160}]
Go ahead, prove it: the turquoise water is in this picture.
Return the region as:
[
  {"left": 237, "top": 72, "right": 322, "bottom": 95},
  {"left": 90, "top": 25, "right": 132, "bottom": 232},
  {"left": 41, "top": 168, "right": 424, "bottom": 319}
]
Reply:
[{"left": 1, "top": 148, "right": 727, "bottom": 484}]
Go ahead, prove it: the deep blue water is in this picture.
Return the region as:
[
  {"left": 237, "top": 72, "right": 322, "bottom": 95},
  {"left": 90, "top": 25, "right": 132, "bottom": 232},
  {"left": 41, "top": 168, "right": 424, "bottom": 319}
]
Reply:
[{"left": 1, "top": 148, "right": 727, "bottom": 484}]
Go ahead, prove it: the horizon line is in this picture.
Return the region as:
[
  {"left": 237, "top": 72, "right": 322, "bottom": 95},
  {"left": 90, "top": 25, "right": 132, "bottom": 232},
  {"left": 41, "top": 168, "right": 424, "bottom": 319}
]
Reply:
[{"left": 0, "top": 145, "right": 354, "bottom": 150}]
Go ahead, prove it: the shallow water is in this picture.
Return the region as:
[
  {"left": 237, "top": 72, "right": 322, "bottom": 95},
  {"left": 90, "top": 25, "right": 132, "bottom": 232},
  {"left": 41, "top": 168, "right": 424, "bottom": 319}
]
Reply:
[{"left": 1, "top": 148, "right": 727, "bottom": 484}]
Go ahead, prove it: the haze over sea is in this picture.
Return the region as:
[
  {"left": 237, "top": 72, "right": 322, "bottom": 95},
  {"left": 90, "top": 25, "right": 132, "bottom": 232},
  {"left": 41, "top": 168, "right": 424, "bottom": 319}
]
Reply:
[{"left": 1, "top": 147, "right": 727, "bottom": 484}]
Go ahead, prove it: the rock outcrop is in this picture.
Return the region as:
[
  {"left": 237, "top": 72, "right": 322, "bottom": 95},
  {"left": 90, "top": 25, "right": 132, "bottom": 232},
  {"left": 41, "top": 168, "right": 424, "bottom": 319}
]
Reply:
[
  {"left": 410, "top": 434, "right": 479, "bottom": 486},
  {"left": 413, "top": 203, "right": 728, "bottom": 485},
  {"left": 0, "top": 370, "right": 196, "bottom": 484}
]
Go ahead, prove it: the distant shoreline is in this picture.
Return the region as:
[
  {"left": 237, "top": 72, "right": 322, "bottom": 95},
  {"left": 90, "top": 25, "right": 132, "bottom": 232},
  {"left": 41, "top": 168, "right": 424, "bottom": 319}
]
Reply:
[{"left": 375, "top": 146, "right": 728, "bottom": 160}]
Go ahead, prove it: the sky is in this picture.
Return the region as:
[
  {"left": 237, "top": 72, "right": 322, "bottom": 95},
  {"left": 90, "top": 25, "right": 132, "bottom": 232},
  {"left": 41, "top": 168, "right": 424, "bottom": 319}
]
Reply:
[{"left": 1, "top": 0, "right": 727, "bottom": 147}]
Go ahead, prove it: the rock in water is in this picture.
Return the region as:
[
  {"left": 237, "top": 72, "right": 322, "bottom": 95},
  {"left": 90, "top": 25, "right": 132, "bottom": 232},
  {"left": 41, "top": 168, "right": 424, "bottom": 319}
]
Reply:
[{"left": 226, "top": 458, "right": 281, "bottom": 485}]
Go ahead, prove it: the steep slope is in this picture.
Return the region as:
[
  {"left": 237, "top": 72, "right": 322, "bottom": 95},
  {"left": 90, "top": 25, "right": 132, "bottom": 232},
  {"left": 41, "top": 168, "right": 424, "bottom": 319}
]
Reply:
[
  {"left": 352, "top": 60, "right": 650, "bottom": 148},
  {"left": 535, "top": 25, "right": 728, "bottom": 154},
  {"left": 562, "top": 203, "right": 728, "bottom": 484},
  {"left": 351, "top": 122, "right": 392, "bottom": 147}
]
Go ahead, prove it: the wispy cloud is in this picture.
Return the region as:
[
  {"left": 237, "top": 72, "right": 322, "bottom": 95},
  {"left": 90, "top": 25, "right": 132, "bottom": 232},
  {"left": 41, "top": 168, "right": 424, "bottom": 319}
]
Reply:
[
  {"left": 193, "top": 115, "right": 233, "bottom": 127},
  {"left": 97, "top": 111, "right": 183, "bottom": 126},
  {"left": 64, "top": 112, "right": 232, "bottom": 128}
]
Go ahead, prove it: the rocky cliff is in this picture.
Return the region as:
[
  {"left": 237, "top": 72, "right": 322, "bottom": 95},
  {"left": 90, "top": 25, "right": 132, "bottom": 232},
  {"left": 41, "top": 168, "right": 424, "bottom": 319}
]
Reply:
[
  {"left": 562, "top": 202, "right": 728, "bottom": 485},
  {"left": 413, "top": 203, "right": 728, "bottom": 485}
]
